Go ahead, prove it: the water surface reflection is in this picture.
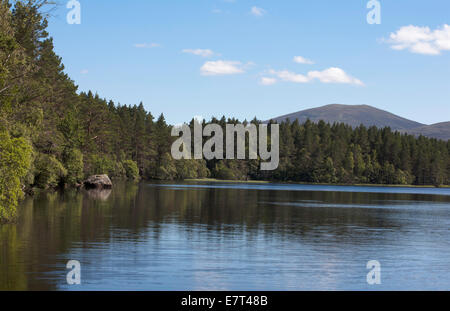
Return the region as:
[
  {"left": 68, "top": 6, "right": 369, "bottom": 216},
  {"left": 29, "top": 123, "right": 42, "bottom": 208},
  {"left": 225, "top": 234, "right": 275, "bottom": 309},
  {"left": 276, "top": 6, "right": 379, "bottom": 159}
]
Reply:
[{"left": 0, "top": 182, "right": 449, "bottom": 290}]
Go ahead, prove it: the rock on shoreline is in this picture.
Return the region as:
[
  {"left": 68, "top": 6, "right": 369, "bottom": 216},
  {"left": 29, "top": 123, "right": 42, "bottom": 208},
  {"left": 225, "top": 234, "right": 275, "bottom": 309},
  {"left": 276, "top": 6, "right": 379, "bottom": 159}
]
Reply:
[{"left": 84, "top": 174, "right": 113, "bottom": 189}]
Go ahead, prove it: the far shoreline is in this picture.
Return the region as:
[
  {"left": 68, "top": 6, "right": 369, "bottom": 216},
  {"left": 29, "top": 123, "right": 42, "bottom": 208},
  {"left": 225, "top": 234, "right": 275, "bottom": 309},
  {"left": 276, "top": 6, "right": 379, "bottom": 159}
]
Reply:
[{"left": 183, "top": 178, "right": 450, "bottom": 189}]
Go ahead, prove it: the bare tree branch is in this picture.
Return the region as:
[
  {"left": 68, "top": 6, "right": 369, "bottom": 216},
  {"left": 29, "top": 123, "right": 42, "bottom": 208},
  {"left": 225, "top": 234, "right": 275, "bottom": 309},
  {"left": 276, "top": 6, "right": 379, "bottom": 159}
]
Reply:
[{"left": 0, "top": 85, "right": 11, "bottom": 94}]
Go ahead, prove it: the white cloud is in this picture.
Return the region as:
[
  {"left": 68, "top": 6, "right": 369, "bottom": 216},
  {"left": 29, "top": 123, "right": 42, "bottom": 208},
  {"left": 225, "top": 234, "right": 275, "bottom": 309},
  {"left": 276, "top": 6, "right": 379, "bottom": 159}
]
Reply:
[
  {"left": 260, "top": 77, "right": 277, "bottom": 85},
  {"left": 182, "top": 49, "right": 215, "bottom": 58},
  {"left": 201, "top": 60, "right": 245, "bottom": 76},
  {"left": 307, "top": 67, "right": 364, "bottom": 85},
  {"left": 269, "top": 69, "right": 309, "bottom": 83},
  {"left": 250, "top": 6, "right": 266, "bottom": 17},
  {"left": 134, "top": 43, "right": 161, "bottom": 48},
  {"left": 386, "top": 24, "right": 450, "bottom": 55},
  {"left": 80, "top": 69, "right": 88, "bottom": 75},
  {"left": 269, "top": 67, "right": 364, "bottom": 86},
  {"left": 293, "top": 56, "right": 315, "bottom": 65}
]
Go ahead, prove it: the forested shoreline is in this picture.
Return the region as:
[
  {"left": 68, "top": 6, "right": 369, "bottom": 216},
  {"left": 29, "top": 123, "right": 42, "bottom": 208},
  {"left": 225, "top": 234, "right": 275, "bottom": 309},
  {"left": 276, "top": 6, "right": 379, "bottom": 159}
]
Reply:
[{"left": 1, "top": 1, "right": 449, "bottom": 221}]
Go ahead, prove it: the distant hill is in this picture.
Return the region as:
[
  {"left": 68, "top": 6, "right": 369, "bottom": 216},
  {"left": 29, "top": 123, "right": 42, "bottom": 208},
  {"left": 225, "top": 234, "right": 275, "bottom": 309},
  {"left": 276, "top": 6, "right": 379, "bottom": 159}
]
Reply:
[
  {"left": 404, "top": 122, "right": 450, "bottom": 141},
  {"left": 269, "top": 104, "right": 425, "bottom": 131}
]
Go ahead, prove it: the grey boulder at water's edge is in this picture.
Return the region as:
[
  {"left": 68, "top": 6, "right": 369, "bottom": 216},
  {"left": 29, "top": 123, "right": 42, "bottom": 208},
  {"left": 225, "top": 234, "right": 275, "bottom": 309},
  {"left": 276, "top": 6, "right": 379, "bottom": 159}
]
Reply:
[
  {"left": 84, "top": 174, "right": 113, "bottom": 189},
  {"left": 269, "top": 104, "right": 450, "bottom": 140}
]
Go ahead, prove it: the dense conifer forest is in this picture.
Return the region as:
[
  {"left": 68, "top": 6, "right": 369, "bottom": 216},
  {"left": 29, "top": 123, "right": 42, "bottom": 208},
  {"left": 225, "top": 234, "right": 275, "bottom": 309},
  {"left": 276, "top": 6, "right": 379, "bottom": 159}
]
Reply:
[{"left": 1, "top": 1, "right": 449, "bottom": 221}]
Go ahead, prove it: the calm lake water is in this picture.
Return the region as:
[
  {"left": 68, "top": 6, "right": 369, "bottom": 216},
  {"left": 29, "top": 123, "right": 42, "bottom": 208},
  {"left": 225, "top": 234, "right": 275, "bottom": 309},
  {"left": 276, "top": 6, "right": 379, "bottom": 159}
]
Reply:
[{"left": 1, "top": 182, "right": 449, "bottom": 290}]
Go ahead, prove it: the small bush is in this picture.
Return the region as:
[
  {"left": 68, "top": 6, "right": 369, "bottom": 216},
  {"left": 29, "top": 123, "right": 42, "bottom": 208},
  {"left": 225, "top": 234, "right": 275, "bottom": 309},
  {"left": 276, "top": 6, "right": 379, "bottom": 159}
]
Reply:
[
  {"left": 113, "top": 161, "right": 126, "bottom": 178},
  {"left": 215, "top": 166, "right": 236, "bottom": 180},
  {"left": 63, "top": 148, "right": 84, "bottom": 185},
  {"left": 123, "top": 160, "right": 140, "bottom": 180},
  {"left": 33, "top": 153, "right": 67, "bottom": 189}
]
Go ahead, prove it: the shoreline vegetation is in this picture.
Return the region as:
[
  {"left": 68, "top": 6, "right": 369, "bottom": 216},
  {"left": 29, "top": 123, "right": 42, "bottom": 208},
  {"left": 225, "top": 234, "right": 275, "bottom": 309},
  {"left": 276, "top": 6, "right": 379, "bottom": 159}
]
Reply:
[{"left": 0, "top": 1, "right": 449, "bottom": 222}]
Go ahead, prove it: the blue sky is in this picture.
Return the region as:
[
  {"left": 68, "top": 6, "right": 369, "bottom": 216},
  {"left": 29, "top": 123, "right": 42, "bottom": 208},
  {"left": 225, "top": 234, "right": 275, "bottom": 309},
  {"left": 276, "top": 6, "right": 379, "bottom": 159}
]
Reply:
[{"left": 47, "top": 0, "right": 450, "bottom": 125}]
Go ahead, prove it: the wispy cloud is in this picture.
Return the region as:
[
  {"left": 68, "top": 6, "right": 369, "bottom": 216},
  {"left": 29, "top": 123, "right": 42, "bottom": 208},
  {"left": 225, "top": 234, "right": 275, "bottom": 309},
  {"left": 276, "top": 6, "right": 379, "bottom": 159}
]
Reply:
[
  {"left": 269, "top": 67, "right": 364, "bottom": 86},
  {"left": 134, "top": 43, "right": 161, "bottom": 49},
  {"left": 385, "top": 24, "right": 450, "bottom": 55},
  {"left": 201, "top": 60, "right": 245, "bottom": 76},
  {"left": 250, "top": 6, "right": 266, "bottom": 17},
  {"left": 269, "top": 70, "right": 309, "bottom": 83},
  {"left": 182, "top": 49, "right": 215, "bottom": 58},
  {"left": 80, "top": 69, "right": 89, "bottom": 75},
  {"left": 293, "top": 56, "right": 315, "bottom": 65},
  {"left": 260, "top": 77, "right": 277, "bottom": 85}
]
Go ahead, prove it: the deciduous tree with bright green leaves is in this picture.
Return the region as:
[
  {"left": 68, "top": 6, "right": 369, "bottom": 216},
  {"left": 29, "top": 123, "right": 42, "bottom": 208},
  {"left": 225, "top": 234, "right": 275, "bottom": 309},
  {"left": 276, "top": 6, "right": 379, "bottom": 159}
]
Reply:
[{"left": 0, "top": 131, "right": 32, "bottom": 222}]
